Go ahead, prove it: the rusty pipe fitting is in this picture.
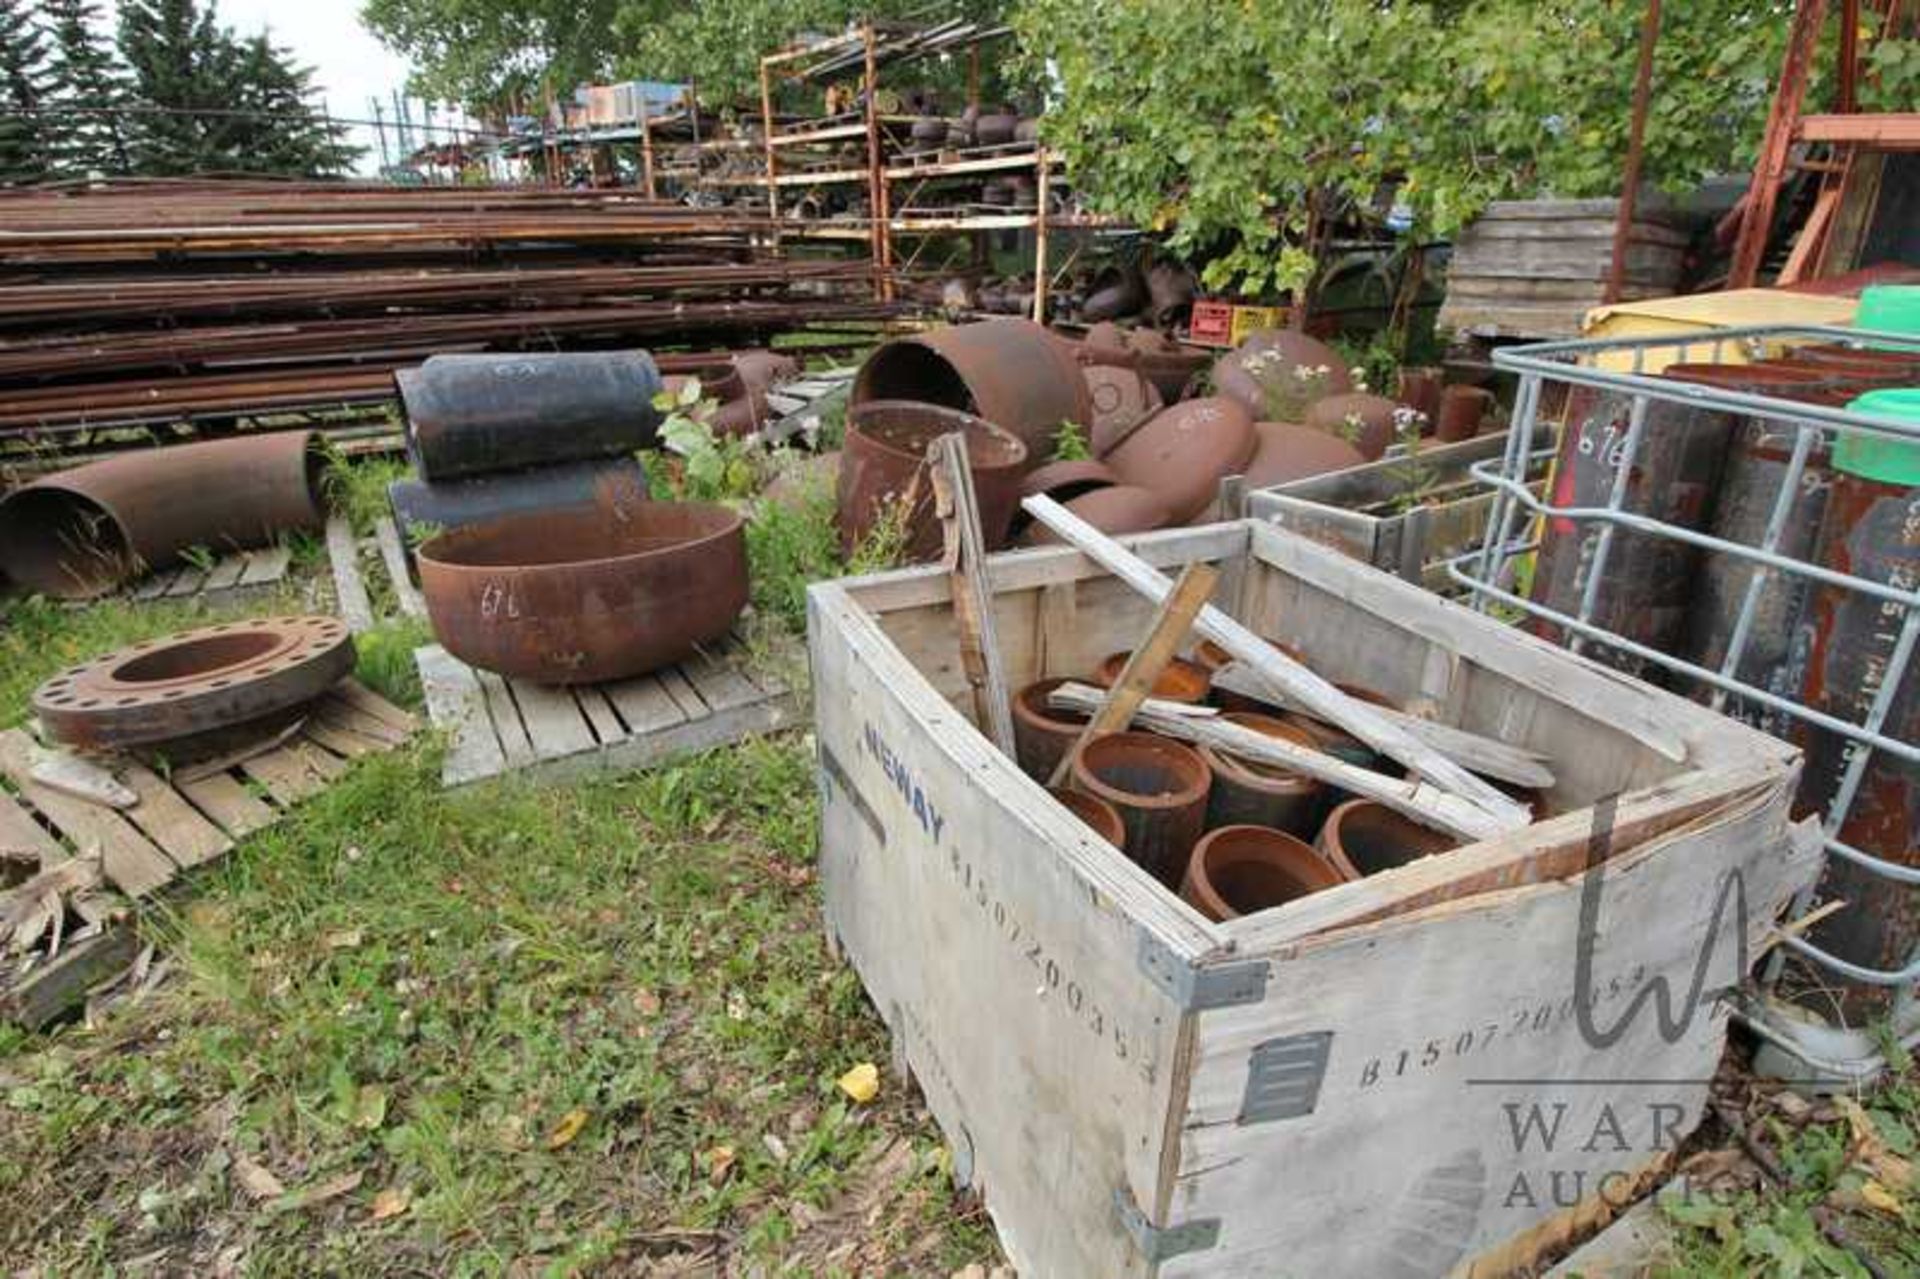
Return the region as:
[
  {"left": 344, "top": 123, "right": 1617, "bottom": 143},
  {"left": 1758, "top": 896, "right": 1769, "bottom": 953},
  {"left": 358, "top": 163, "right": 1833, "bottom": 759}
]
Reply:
[
  {"left": 1012, "top": 677, "right": 1089, "bottom": 782},
  {"left": 0, "top": 431, "right": 326, "bottom": 599},
  {"left": 1314, "top": 799, "right": 1458, "bottom": 879},
  {"left": 1200, "top": 713, "right": 1326, "bottom": 836},
  {"left": 838, "top": 400, "right": 1027, "bottom": 561},
  {"left": 1180, "top": 824, "right": 1352, "bottom": 922},
  {"left": 1048, "top": 787, "right": 1125, "bottom": 847},
  {"left": 1093, "top": 651, "right": 1212, "bottom": 704},
  {"left": 1070, "top": 731, "right": 1210, "bottom": 888}
]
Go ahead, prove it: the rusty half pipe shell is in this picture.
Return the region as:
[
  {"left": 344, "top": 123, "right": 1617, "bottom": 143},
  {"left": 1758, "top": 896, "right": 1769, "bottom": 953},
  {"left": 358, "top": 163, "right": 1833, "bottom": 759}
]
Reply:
[
  {"left": 388, "top": 456, "right": 650, "bottom": 537},
  {"left": 416, "top": 501, "right": 746, "bottom": 684},
  {"left": 0, "top": 432, "right": 327, "bottom": 599},
  {"left": 838, "top": 401, "right": 1028, "bottom": 562},
  {"left": 396, "top": 350, "right": 665, "bottom": 482},
  {"left": 852, "top": 318, "right": 1092, "bottom": 461},
  {"left": 34, "top": 615, "right": 355, "bottom": 750}
]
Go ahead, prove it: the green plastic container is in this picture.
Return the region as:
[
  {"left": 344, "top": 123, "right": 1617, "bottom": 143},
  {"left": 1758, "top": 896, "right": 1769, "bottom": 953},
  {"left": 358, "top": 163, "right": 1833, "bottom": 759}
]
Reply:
[
  {"left": 1856, "top": 285, "right": 1920, "bottom": 342},
  {"left": 1838, "top": 388, "right": 1920, "bottom": 485}
]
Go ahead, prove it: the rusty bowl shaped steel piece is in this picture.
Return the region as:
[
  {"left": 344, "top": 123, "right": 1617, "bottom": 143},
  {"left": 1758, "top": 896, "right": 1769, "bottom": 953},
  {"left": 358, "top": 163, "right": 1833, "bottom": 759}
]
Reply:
[
  {"left": 1017, "top": 484, "right": 1172, "bottom": 546},
  {"left": 416, "top": 501, "right": 746, "bottom": 685},
  {"left": 1070, "top": 731, "right": 1211, "bottom": 888},
  {"left": 1094, "top": 651, "right": 1213, "bottom": 703},
  {"left": 1048, "top": 787, "right": 1125, "bottom": 846},
  {"left": 853, "top": 318, "right": 1092, "bottom": 461},
  {"left": 0, "top": 431, "right": 328, "bottom": 600},
  {"left": 1180, "top": 824, "right": 1351, "bottom": 922},
  {"left": 1020, "top": 458, "right": 1120, "bottom": 503},
  {"left": 1435, "top": 385, "right": 1495, "bottom": 442},
  {"left": 1305, "top": 392, "right": 1401, "bottom": 460},
  {"left": 839, "top": 401, "right": 1028, "bottom": 561},
  {"left": 1240, "top": 422, "right": 1368, "bottom": 492},
  {"left": 1199, "top": 713, "right": 1326, "bottom": 836},
  {"left": 33, "top": 615, "right": 355, "bottom": 750},
  {"left": 1103, "top": 396, "right": 1257, "bottom": 524},
  {"left": 1315, "top": 799, "right": 1459, "bottom": 879},
  {"left": 1082, "top": 365, "right": 1164, "bottom": 455},
  {"left": 1212, "top": 330, "right": 1353, "bottom": 419}
]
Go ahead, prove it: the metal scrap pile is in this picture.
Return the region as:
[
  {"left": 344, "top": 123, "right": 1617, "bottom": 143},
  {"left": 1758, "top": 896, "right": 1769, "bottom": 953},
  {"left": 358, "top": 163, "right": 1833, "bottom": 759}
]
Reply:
[
  {"left": 0, "top": 180, "right": 890, "bottom": 454},
  {"left": 836, "top": 316, "right": 1498, "bottom": 557}
]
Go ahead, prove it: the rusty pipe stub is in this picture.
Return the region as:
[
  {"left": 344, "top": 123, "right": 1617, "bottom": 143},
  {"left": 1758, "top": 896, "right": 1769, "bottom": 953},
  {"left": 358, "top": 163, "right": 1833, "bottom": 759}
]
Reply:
[
  {"left": 1181, "top": 824, "right": 1351, "bottom": 922},
  {"left": 34, "top": 615, "right": 355, "bottom": 750},
  {"left": 838, "top": 400, "right": 1028, "bottom": 562},
  {"left": 0, "top": 431, "right": 327, "bottom": 600},
  {"left": 1070, "top": 731, "right": 1210, "bottom": 889}
]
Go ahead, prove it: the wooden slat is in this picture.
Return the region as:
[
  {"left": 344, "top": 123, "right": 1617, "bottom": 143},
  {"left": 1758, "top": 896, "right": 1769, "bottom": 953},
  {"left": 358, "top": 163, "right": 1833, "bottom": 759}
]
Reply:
[
  {"left": 678, "top": 643, "right": 765, "bottom": 712},
  {"left": 508, "top": 679, "right": 597, "bottom": 758},
  {"left": 325, "top": 515, "right": 375, "bottom": 633},
  {"left": 176, "top": 771, "right": 277, "bottom": 837},
  {"left": 302, "top": 717, "right": 379, "bottom": 758},
  {"left": 312, "top": 695, "right": 408, "bottom": 747},
  {"left": 1, "top": 925, "right": 140, "bottom": 1030},
  {"left": 415, "top": 647, "right": 507, "bottom": 786},
  {"left": 164, "top": 566, "right": 209, "bottom": 597},
  {"left": 576, "top": 687, "right": 628, "bottom": 745},
  {"left": 201, "top": 553, "right": 249, "bottom": 592},
  {"left": 237, "top": 545, "right": 292, "bottom": 587},
  {"left": 656, "top": 667, "right": 710, "bottom": 721},
  {"left": 128, "top": 567, "right": 182, "bottom": 601},
  {"left": 331, "top": 679, "right": 418, "bottom": 735},
  {"left": 0, "top": 731, "right": 176, "bottom": 897},
  {"left": 0, "top": 786, "right": 65, "bottom": 870},
  {"left": 477, "top": 671, "right": 535, "bottom": 768},
  {"left": 600, "top": 674, "right": 688, "bottom": 735},
  {"left": 117, "top": 763, "right": 232, "bottom": 869},
  {"left": 239, "top": 746, "right": 328, "bottom": 805},
  {"left": 291, "top": 739, "right": 349, "bottom": 781},
  {"left": 372, "top": 516, "right": 426, "bottom": 618}
]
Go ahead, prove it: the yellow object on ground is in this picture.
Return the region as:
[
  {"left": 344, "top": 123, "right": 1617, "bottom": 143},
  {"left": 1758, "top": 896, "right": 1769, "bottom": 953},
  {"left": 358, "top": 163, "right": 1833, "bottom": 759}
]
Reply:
[{"left": 1581, "top": 289, "right": 1859, "bottom": 372}]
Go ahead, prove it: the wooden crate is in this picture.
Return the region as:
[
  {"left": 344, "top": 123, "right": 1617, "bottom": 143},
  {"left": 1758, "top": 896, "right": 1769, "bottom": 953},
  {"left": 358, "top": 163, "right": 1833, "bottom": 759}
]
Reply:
[
  {"left": 807, "top": 521, "right": 1817, "bottom": 1278},
  {"left": 1242, "top": 429, "right": 1549, "bottom": 593},
  {"left": 1439, "top": 198, "right": 1693, "bottom": 341}
]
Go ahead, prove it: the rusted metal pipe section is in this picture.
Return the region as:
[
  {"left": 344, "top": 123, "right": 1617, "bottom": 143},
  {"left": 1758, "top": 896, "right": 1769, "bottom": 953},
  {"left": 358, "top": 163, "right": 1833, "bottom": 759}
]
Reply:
[
  {"left": 1316, "top": 799, "right": 1459, "bottom": 879},
  {"left": 1200, "top": 713, "right": 1326, "bottom": 836},
  {"left": 838, "top": 400, "right": 1028, "bottom": 561},
  {"left": 397, "top": 351, "right": 665, "bottom": 482},
  {"left": 1093, "top": 651, "right": 1213, "bottom": 703},
  {"left": 1012, "top": 678, "right": 1090, "bottom": 782},
  {"left": 33, "top": 615, "right": 355, "bottom": 750},
  {"left": 0, "top": 431, "right": 326, "bottom": 599},
  {"left": 387, "top": 456, "right": 651, "bottom": 538},
  {"left": 852, "top": 318, "right": 1092, "bottom": 461},
  {"left": 416, "top": 500, "right": 746, "bottom": 684},
  {"left": 1069, "top": 731, "right": 1211, "bottom": 889},
  {"left": 1181, "top": 824, "right": 1351, "bottom": 921}
]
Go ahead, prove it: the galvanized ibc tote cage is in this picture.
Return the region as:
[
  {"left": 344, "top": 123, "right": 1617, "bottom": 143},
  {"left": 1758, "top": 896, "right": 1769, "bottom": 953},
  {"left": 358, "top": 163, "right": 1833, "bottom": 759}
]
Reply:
[{"left": 1451, "top": 324, "right": 1920, "bottom": 1081}]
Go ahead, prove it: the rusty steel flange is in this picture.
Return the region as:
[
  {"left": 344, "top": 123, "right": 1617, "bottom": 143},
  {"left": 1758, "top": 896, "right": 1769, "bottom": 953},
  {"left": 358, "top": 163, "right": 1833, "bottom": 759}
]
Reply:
[{"left": 33, "top": 615, "right": 356, "bottom": 750}]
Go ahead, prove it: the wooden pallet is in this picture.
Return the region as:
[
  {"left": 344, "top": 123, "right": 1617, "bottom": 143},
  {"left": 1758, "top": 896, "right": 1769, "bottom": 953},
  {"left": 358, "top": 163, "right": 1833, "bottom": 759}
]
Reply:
[
  {"left": 415, "top": 638, "right": 800, "bottom": 788},
  {"left": 115, "top": 545, "right": 293, "bottom": 603},
  {"left": 0, "top": 679, "right": 417, "bottom": 1027}
]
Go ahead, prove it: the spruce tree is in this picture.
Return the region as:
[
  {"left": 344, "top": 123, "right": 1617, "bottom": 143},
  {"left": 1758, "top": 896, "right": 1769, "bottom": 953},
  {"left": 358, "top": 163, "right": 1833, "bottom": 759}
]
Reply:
[
  {"left": 0, "top": 0, "right": 53, "bottom": 183},
  {"left": 42, "top": 0, "right": 131, "bottom": 177}
]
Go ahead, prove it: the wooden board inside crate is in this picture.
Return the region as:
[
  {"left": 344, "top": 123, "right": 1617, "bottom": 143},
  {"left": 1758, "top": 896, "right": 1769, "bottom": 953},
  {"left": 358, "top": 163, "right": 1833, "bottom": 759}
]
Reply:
[
  {"left": 415, "top": 637, "right": 800, "bottom": 788},
  {"left": 0, "top": 679, "right": 416, "bottom": 1027}
]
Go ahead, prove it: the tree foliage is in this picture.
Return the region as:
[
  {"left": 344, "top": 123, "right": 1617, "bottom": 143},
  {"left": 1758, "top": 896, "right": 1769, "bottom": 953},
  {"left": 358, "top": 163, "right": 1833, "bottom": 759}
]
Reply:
[
  {"left": 42, "top": 0, "right": 130, "bottom": 176},
  {"left": 0, "top": 0, "right": 54, "bottom": 182},
  {"left": 1014, "top": 0, "right": 1797, "bottom": 294}
]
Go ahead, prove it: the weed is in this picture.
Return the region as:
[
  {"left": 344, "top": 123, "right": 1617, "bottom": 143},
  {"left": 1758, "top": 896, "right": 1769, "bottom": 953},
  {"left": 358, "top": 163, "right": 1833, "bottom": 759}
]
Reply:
[{"left": 1051, "top": 421, "right": 1092, "bottom": 462}]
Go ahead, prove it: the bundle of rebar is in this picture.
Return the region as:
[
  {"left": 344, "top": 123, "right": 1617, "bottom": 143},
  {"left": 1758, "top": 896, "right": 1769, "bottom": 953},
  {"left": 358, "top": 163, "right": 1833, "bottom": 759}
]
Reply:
[{"left": 0, "top": 179, "right": 891, "bottom": 447}]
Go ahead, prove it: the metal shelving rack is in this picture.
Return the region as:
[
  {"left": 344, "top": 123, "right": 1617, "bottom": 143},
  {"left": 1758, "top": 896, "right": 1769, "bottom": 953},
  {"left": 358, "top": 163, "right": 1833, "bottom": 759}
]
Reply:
[{"left": 1448, "top": 324, "right": 1920, "bottom": 1083}]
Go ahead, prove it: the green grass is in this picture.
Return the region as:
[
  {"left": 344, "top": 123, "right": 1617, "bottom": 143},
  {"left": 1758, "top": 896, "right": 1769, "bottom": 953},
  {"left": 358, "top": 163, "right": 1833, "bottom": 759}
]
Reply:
[{"left": 0, "top": 459, "right": 988, "bottom": 1275}]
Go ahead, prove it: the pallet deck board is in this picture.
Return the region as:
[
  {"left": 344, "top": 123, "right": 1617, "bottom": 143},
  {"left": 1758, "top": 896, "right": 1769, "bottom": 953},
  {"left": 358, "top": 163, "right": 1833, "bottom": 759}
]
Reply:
[
  {"left": 176, "top": 771, "right": 277, "bottom": 837},
  {"left": 373, "top": 516, "right": 426, "bottom": 618},
  {"left": 115, "top": 546, "right": 293, "bottom": 603},
  {"left": 117, "top": 763, "right": 233, "bottom": 870},
  {"left": 414, "top": 637, "right": 799, "bottom": 787},
  {"left": 0, "top": 730, "right": 178, "bottom": 898},
  {"left": 325, "top": 514, "right": 376, "bottom": 632},
  {"left": 0, "top": 786, "right": 66, "bottom": 870}
]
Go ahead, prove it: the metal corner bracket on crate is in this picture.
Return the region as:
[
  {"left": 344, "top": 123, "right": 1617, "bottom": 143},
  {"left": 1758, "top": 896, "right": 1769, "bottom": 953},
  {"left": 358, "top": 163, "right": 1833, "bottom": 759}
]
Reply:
[
  {"left": 1112, "top": 1187, "right": 1222, "bottom": 1264},
  {"left": 1135, "top": 929, "right": 1267, "bottom": 1011}
]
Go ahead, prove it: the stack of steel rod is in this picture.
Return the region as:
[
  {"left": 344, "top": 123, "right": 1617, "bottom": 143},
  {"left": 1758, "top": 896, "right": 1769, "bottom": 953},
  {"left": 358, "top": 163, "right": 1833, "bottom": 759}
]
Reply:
[{"left": 0, "top": 180, "right": 891, "bottom": 444}]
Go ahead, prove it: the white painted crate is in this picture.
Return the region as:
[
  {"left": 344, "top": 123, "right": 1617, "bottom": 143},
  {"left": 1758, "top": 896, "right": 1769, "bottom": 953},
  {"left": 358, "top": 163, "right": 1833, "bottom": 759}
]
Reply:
[{"left": 807, "top": 520, "right": 1819, "bottom": 1278}]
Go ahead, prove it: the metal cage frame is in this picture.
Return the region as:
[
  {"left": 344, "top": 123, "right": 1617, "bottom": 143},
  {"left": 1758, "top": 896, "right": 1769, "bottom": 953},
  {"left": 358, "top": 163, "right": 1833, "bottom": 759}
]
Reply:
[{"left": 1450, "top": 323, "right": 1920, "bottom": 1080}]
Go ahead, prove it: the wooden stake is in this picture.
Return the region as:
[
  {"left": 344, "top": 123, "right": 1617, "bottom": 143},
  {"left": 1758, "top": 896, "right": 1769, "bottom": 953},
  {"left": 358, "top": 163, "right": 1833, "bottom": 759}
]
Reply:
[
  {"left": 1020, "top": 495, "right": 1532, "bottom": 833},
  {"left": 931, "top": 434, "right": 1017, "bottom": 755},
  {"left": 1048, "top": 562, "right": 1218, "bottom": 787}
]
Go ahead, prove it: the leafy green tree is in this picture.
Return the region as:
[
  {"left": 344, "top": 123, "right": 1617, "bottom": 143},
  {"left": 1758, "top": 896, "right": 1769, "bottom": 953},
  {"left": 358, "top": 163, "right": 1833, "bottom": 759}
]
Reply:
[
  {"left": 1014, "top": 0, "right": 1797, "bottom": 296},
  {"left": 0, "top": 0, "right": 54, "bottom": 183},
  {"left": 118, "top": 0, "right": 359, "bottom": 176},
  {"left": 42, "top": 0, "right": 131, "bottom": 176}
]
